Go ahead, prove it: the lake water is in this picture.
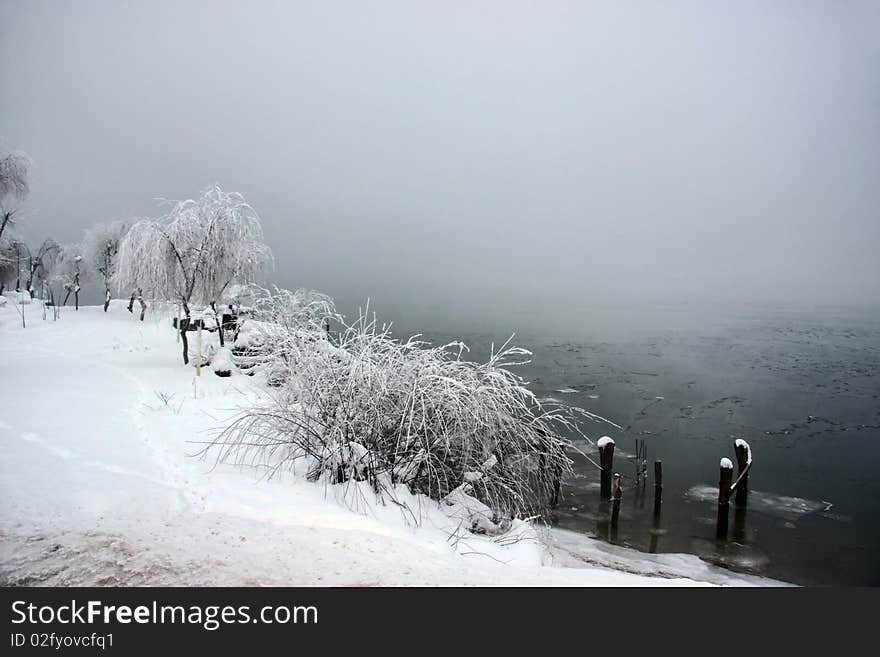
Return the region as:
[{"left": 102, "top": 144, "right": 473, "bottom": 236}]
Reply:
[{"left": 402, "top": 302, "right": 880, "bottom": 585}]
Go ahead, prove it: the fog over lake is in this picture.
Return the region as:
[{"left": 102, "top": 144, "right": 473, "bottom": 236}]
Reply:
[{"left": 3, "top": 0, "right": 879, "bottom": 333}]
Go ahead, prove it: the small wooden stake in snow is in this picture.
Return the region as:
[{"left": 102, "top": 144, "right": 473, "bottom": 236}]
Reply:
[
  {"left": 196, "top": 322, "right": 203, "bottom": 377},
  {"left": 717, "top": 458, "right": 734, "bottom": 539},
  {"left": 734, "top": 439, "right": 751, "bottom": 506},
  {"left": 598, "top": 436, "right": 615, "bottom": 500},
  {"left": 653, "top": 460, "right": 663, "bottom": 516},
  {"left": 610, "top": 473, "right": 622, "bottom": 529}
]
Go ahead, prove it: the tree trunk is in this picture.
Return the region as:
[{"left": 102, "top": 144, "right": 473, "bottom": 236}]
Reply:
[
  {"left": 127, "top": 292, "right": 135, "bottom": 313},
  {"left": 62, "top": 288, "right": 72, "bottom": 306},
  {"left": 211, "top": 301, "right": 224, "bottom": 346},
  {"left": 180, "top": 300, "right": 191, "bottom": 364},
  {"left": 104, "top": 288, "right": 110, "bottom": 312}
]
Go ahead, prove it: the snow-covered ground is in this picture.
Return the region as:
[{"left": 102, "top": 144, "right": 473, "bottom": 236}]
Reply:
[{"left": 0, "top": 300, "right": 785, "bottom": 586}]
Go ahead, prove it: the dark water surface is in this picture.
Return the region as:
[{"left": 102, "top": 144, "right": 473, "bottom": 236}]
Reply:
[{"left": 401, "top": 302, "right": 880, "bottom": 585}]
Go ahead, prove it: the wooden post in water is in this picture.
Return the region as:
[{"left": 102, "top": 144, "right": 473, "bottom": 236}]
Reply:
[
  {"left": 611, "top": 473, "right": 622, "bottom": 530},
  {"left": 717, "top": 458, "right": 733, "bottom": 539},
  {"left": 598, "top": 437, "right": 615, "bottom": 501},
  {"left": 734, "top": 439, "right": 750, "bottom": 506},
  {"left": 550, "top": 463, "right": 562, "bottom": 508},
  {"left": 653, "top": 460, "right": 663, "bottom": 517}
]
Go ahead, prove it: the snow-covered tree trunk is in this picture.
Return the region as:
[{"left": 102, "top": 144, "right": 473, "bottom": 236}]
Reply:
[{"left": 210, "top": 301, "right": 225, "bottom": 347}]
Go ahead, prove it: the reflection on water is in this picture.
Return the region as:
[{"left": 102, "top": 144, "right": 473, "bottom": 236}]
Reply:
[{"left": 406, "top": 303, "right": 880, "bottom": 585}]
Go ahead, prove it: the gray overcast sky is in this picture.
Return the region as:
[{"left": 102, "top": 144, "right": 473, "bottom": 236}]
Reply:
[{"left": 2, "top": 0, "right": 879, "bottom": 328}]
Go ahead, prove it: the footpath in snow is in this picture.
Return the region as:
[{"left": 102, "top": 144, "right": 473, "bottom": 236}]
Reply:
[{"left": 0, "top": 300, "right": 785, "bottom": 586}]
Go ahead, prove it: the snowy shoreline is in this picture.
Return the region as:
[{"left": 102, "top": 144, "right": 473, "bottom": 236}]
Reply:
[{"left": 0, "top": 302, "right": 787, "bottom": 586}]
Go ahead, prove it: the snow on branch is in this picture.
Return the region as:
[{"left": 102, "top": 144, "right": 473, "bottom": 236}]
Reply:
[{"left": 113, "top": 186, "right": 273, "bottom": 312}]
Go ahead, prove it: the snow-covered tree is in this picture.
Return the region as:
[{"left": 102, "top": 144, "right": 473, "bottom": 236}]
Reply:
[
  {"left": 82, "top": 220, "right": 128, "bottom": 311},
  {"left": 114, "top": 186, "right": 273, "bottom": 362},
  {"left": 53, "top": 243, "right": 89, "bottom": 310},
  {"left": 25, "top": 238, "right": 62, "bottom": 295},
  {"left": 0, "top": 148, "right": 31, "bottom": 249},
  {"left": 0, "top": 238, "right": 26, "bottom": 294}
]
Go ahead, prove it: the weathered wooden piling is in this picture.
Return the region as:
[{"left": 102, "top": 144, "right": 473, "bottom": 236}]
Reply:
[
  {"left": 653, "top": 460, "right": 663, "bottom": 516},
  {"left": 610, "top": 473, "right": 622, "bottom": 529},
  {"left": 717, "top": 458, "right": 733, "bottom": 539},
  {"left": 550, "top": 464, "right": 562, "bottom": 507},
  {"left": 598, "top": 436, "right": 615, "bottom": 500},
  {"left": 734, "top": 439, "right": 751, "bottom": 506}
]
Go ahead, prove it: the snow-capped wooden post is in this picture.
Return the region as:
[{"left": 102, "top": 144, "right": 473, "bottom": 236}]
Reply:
[
  {"left": 598, "top": 436, "right": 615, "bottom": 500},
  {"left": 611, "top": 473, "right": 622, "bottom": 529},
  {"left": 717, "top": 458, "right": 734, "bottom": 539},
  {"left": 734, "top": 439, "right": 751, "bottom": 506},
  {"left": 653, "top": 460, "right": 663, "bottom": 516}
]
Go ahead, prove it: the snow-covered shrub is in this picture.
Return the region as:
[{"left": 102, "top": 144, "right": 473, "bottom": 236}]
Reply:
[
  {"left": 230, "top": 286, "right": 340, "bottom": 379},
  {"left": 206, "top": 299, "right": 607, "bottom": 527},
  {"left": 212, "top": 346, "right": 235, "bottom": 377}
]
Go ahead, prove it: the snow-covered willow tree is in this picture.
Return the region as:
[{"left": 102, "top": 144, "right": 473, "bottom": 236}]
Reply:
[
  {"left": 82, "top": 220, "right": 128, "bottom": 311},
  {"left": 0, "top": 148, "right": 30, "bottom": 247},
  {"left": 25, "top": 238, "right": 61, "bottom": 294},
  {"left": 114, "top": 186, "right": 273, "bottom": 363},
  {"left": 0, "top": 238, "right": 26, "bottom": 295}
]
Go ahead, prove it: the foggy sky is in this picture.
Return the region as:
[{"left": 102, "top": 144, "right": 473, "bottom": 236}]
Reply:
[{"left": 2, "top": 0, "right": 879, "bottom": 329}]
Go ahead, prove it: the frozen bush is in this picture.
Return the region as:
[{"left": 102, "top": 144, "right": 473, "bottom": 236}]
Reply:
[{"left": 205, "top": 292, "right": 612, "bottom": 527}]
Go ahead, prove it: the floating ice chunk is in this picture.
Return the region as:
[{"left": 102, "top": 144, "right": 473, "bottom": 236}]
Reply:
[
  {"left": 686, "top": 486, "right": 834, "bottom": 521},
  {"left": 556, "top": 388, "right": 579, "bottom": 394}
]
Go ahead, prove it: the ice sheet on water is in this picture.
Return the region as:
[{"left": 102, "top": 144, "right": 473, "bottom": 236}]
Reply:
[{"left": 686, "top": 485, "right": 833, "bottom": 521}]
